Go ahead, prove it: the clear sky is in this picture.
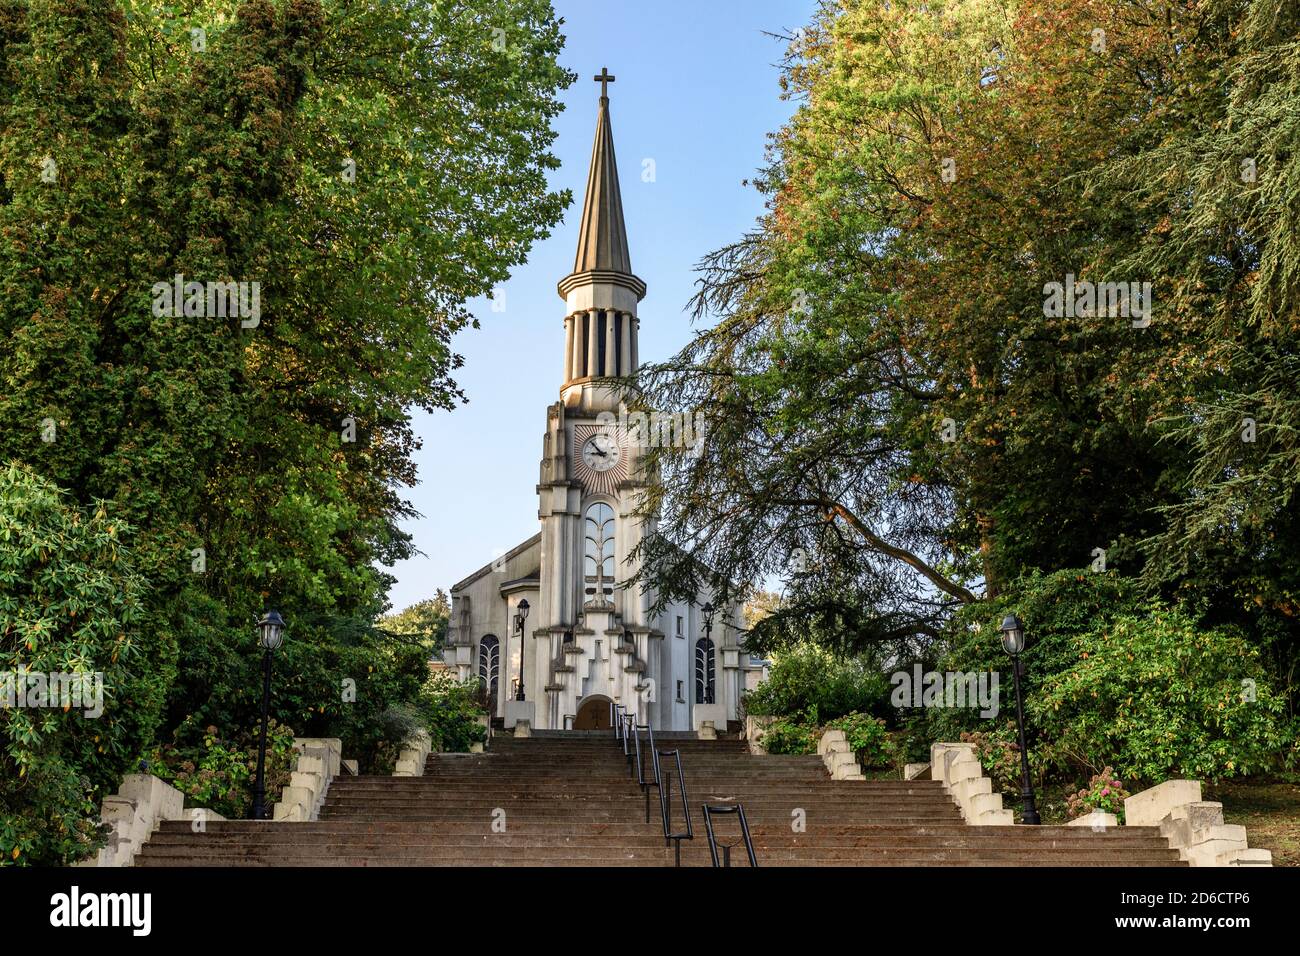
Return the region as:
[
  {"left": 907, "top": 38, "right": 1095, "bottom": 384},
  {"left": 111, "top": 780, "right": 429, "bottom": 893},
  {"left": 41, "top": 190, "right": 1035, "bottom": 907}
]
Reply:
[{"left": 385, "top": 0, "right": 816, "bottom": 611}]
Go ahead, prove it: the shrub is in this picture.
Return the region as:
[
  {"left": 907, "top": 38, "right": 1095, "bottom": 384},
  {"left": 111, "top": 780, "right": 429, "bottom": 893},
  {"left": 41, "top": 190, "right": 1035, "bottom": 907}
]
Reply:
[
  {"left": 827, "top": 712, "right": 895, "bottom": 767},
  {"left": 960, "top": 724, "right": 1029, "bottom": 794},
  {"left": 933, "top": 571, "right": 1290, "bottom": 788},
  {"left": 927, "top": 569, "right": 1133, "bottom": 745},
  {"left": 1030, "top": 605, "right": 1288, "bottom": 785},
  {"left": 0, "top": 465, "right": 175, "bottom": 866},
  {"left": 1066, "top": 767, "right": 1130, "bottom": 822},
  {"left": 743, "top": 643, "right": 890, "bottom": 722},
  {"left": 760, "top": 717, "right": 820, "bottom": 755},
  {"left": 418, "top": 674, "right": 487, "bottom": 754},
  {"left": 145, "top": 721, "right": 297, "bottom": 820}
]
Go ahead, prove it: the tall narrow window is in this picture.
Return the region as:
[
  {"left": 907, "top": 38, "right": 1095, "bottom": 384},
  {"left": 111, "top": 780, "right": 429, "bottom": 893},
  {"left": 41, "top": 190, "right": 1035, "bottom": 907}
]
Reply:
[
  {"left": 478, "top": 635, "right": 500, "bottom": 709},
  {"left": 584, "top": 502, "right": 615, "bottom": 596},
  {"left": 596, "top": 310, "right": 607, "bottom": 376},
  {"left": 695, "top": 637, "right": 715, "bottom": 705},
  {"left": 614, "top": 312, "right": 623, "bottom": 374}
]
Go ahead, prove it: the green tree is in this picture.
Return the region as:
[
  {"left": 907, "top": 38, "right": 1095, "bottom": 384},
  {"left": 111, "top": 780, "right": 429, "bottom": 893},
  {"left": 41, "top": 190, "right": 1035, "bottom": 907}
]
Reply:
[
  {"left": 0, "top": 464, "right": 174, "bottom": 865},
  {"left": 1, "top": 0, "right": 572, "bottom": 845},
  {"left": 382, "top": 591, "right": 451, "bottom": 657}
]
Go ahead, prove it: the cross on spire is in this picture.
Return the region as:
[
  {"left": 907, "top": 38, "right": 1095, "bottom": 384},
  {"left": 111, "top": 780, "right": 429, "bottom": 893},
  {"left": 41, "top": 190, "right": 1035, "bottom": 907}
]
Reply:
[{"left": 594, "top": 66, "right": 615, "bottom": 99}]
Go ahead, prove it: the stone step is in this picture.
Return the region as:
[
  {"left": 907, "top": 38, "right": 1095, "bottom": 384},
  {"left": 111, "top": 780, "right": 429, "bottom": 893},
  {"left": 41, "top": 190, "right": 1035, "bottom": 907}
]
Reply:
[
  {"left": 137, "top": 856, "right": 1181, "bottom": 868},
  {"left": 151, "top": 820, "right": 1168, "bottom": 840},
  {"left": 135, "top": 844, "right": 1183, "bottom": 865},
  {"left": 132, "top": 737, "right": 1184, "bottom": 867},
  {"left": 145, "top": 831, "right": 1175, "bottom": 851}
]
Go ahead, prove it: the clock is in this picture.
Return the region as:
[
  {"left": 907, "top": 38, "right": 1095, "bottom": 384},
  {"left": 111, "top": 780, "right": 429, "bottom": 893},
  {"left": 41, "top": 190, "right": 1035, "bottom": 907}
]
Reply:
[
  {"left": 581, "top": 433, "right": 621, "bottom": 472},
  {"left": 572, "top": 424, "right": 629, "bottom": 493}
]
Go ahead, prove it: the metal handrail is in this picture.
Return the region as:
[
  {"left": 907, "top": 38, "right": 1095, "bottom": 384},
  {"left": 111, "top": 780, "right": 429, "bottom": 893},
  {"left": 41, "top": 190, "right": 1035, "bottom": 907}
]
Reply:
[
  {"left": 612, "top": 703, "right": 627, "bottom": 744},
  {"left": 634, "top": 723, "right": 660, "bottom": 823},
  {"left": 609, "top": 709, "right": 692, "bottom": 865},
  {"left": 658, "top": 748, "right": 694, "bottom": 867},
  {"left": 702, "top": 803, "right": 757, "bottom": 868}
]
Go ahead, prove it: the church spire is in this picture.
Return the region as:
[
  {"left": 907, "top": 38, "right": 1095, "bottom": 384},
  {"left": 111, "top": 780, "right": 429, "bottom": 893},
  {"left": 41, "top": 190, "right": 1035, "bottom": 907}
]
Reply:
[
  {"left": 571, "top": 67, "right": 632, "bottom": 276},
  {"left": 558, "top": 69, "right": 644, "bottom": 397}
]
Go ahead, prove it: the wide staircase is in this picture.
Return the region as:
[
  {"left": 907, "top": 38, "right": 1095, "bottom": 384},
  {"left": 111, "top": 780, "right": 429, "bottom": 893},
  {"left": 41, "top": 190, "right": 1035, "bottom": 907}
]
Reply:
[{"left": 136, "top": 729, "right": 1182, "bottom": 866}]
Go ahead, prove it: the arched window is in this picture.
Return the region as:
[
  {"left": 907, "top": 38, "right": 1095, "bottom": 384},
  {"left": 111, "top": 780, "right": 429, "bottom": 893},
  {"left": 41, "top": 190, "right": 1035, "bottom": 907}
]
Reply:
[
  {"left": 695, "top": 637, "right": 715, "bottom": 705},
  {"left": 584, "top": 502, "right": 615, "bottom": 589},
  {"left": 478, "top": 635, "right": 499, "bottom": 703}
]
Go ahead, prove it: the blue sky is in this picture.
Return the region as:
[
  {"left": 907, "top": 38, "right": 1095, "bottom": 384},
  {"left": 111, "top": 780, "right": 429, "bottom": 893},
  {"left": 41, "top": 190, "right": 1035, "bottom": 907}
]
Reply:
[{"left": 385, "top": 0, "right": 817, "bottom": 611}]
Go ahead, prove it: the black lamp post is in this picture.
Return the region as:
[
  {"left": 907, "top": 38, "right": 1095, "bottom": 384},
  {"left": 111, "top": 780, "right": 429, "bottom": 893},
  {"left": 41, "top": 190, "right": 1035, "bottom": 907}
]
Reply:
[
  {"left": 702, "top": 601, "right": 715, "bottom": 643},
  {"left": 251, "top": 609, "right": 285, "bottom": 821},
  {"left": 1000, "top": 613, "right": 1041, "bottom": 825},
  {"left": 514, "top": 598, "right": 530, "bottom": 701}
]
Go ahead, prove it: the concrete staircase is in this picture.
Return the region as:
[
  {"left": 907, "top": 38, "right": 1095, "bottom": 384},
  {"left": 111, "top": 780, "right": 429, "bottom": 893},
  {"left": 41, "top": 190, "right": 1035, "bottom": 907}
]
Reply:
[{"left": 135, "top": 732, "right": 1184, "bottom": 866}]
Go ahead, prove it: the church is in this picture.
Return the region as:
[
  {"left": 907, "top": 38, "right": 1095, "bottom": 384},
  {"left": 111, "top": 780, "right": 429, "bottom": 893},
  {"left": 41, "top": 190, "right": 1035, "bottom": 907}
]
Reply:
[{"left": 442, "top": 71, "right": 759, "bottom": 733}]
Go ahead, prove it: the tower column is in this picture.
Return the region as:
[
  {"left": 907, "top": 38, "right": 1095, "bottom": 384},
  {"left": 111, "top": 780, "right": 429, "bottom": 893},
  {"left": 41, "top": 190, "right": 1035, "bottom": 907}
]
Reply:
[
  {"left": 586, "top": 309, "right": 599, "bottom": 378},
  {"left": 563, "top": 315, "right": 575, "bottom": 381},
  {"left": 630, "top": 318, "right": 639, "bottom": 372},
  {"left": 620, "top": 312, "right": 632, "bottom": 377},
  {"left": 605, "top": 311, "right": 617, "bottom": 376}
]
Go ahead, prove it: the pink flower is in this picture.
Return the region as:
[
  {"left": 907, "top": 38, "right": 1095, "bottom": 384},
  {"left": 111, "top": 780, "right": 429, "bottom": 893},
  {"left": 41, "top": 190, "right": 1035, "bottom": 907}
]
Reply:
[{"left": 1101, "top": 787, "right": 1111, "bottom": 795}]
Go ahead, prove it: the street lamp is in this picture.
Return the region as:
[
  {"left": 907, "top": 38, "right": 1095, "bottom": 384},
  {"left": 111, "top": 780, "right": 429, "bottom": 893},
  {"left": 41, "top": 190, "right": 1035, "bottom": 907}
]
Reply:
[
  {"left": 1000, "top": 613, "right": 1041, "bottom": 825},
  {"left": 514, "top": 598, "right": 530, "bottom": 701},
  {"left": 702, "top": 601, "right": 715, "bottom": 643},
  {"left": 251, "top": 609, "right": 285, "bottom": 821}
]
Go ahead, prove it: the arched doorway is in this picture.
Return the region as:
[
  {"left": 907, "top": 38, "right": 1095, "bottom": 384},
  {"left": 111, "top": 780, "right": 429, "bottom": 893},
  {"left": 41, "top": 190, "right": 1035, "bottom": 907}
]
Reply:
[{"left": 573, "top": 695, "right": 613, "bottom": 730}]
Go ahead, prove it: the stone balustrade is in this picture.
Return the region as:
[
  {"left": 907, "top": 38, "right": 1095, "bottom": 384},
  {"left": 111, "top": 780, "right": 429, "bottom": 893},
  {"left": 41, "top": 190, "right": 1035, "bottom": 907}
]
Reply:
[
  {"left": 272, "top": 737, "right": 342, "bottom": 821},
  {"left": 930, "top": 742, "right": 1015, "bottom": 825},
  {"left": 1124, "top": 780, "right": 1272, "bottom": 866},
  {"left": 393, "top": 728, "right": 433, "bottom": 776},
  {"left": 817, "top": 728, "right": 865, "bottom": 781},
  {"left": 744, "top": 715, "right": 774, "bottom": 754},
  {"left": 75, "top": 774, "right": 186, "bottom": 867}
]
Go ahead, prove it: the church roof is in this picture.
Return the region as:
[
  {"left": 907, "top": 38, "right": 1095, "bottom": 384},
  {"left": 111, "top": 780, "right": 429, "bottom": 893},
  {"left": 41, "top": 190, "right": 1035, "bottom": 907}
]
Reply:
[
  {"left": 450, "top": 533, "right": 541, "bottom": 594},
  {"left": 571, "top": 88, "right": 632, "bottom": 276}
]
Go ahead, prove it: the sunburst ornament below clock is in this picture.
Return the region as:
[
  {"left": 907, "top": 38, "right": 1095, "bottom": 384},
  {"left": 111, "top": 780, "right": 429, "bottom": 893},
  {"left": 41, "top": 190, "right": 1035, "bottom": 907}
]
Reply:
[{"left": 572, "top": 424, "right": 629, "bottom": 495}]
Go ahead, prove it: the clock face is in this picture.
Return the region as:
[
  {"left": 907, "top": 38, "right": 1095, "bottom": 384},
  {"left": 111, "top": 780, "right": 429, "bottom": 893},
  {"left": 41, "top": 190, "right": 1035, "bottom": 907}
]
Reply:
[{"left": 582, "top": 434, "right": 621, "bottom": 472}]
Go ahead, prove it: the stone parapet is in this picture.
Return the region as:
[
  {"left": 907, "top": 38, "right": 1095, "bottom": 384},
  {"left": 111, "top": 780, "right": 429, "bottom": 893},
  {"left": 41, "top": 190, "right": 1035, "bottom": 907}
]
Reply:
[
  {"left": 393, "top": 729, "right": 433, "bottom": 777},
  {"left": 930, "top": 742, "right": 1015, "bottom": 825},
  {"left": 75, "top": 774, "right": 186, "bottom": 867},
  {"left": 272, "top": 738, "right": 342, "bottom": 821},
  {"left": 818, "top": 729, "right": 865, "bottom": 781},
  {"left": 1123, "top": 780, "right": 1272, "bottom": 866},
  {"left": 744, "top": 715, "right": 774, "bottom": 755}
]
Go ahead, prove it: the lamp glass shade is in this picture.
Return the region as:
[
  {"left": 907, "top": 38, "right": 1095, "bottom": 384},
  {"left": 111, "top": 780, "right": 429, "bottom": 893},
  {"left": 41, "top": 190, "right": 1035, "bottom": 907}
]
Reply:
[
  {"left": 999, "top": 614, "right": 1025, "bottom": 656},
  {"left": 258, "top": 610, "right": 286, "bottom": 651},
  {"left": 517, "top": 598, "right": 530, "bottom": 619}
]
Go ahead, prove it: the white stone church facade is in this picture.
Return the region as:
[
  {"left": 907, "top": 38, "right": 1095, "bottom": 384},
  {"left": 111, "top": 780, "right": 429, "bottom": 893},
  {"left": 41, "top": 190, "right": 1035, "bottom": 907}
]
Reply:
[{"left": 443, "top": 76, "right": 757, "bottom": 733}]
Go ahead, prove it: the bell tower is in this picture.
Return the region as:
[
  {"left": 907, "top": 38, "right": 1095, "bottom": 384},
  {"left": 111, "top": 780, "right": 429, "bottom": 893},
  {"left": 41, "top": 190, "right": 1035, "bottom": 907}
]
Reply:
[
  {"left": 556, "top": 66, "right": 646, "bottom": 413},
  {"left": 530, "top": 69, "right": 663, "bottom": 731}
]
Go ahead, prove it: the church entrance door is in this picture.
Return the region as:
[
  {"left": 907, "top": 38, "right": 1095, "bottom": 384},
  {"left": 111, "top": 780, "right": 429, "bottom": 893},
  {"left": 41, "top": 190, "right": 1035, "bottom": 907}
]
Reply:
[{"left": 573, "top": 696, "right": 612, "bottom": 731}]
